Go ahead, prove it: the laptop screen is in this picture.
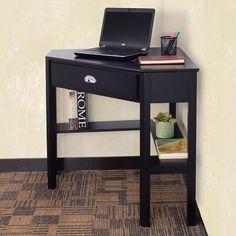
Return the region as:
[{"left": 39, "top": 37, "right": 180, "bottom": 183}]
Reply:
[{"left": 99, "top": 8, "right": 155, "bottom": 49}]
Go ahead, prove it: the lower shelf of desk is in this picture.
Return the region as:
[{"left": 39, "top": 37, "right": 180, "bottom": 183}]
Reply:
[
  {"left": 56, "top": 119, "right": 187, "bottom": 174},
  {"left": 57, "top": 120, "right": 140, "bottom": 133},
  {"left": 56, "top": 119, "right": 183, "bottom": 135},
  {"left": 149, "top": 159, "right": 187, "bottom": 174}
]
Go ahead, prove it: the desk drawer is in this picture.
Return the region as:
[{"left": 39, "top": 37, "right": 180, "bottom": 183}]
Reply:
[
  {"left": 150, "top": 72, "right": 194, "bottom": 102},
  {"left": 51, "top": 62, "right": 138, "bottom": 102}
]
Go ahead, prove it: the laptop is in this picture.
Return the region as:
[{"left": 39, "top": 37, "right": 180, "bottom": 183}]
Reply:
[{"left": 74, "top": 8, "right": 155, "bottom": 61}]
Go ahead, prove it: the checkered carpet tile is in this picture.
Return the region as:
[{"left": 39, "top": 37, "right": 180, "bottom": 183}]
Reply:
[{"left": 0, "top": 170, "right": 206, "bottom": 235}]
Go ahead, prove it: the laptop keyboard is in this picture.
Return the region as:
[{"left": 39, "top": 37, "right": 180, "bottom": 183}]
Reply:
[{"left": 83, "top": 47, "right": 142, "bottom": 56}]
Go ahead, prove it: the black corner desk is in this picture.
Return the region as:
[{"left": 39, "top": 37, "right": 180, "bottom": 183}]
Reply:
[{"left": 46, "top": 47, "right": 199, "bottom": 227}]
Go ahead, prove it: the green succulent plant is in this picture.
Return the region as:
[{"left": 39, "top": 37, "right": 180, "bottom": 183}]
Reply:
[{"left": 153, "top": 112, "right": 176, "bottom": 124}]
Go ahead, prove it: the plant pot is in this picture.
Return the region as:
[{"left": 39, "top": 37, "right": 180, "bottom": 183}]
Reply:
[{"left": 155, "top": 121, "right": 174, "bottom": 138}]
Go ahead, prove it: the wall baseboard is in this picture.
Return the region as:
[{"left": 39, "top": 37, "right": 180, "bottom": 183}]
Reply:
[
  {"left": 0, "top": 158, "right": 47, "bottom": 172},
  {"left": 196, "top": 204, "right": 208, "bottom": 236},
  {"left": 0, "top": 157, "right": 141, "bottom": 172},
  {"left": 0, "top": 157, "right": 207, "bottom": 234}
]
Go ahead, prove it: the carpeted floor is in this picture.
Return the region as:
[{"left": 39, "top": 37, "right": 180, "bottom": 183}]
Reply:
[{"left": 0, "top": 170, "right": 206, "bottom": 235}]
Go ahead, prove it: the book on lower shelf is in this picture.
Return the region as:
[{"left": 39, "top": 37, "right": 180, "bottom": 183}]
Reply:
[
  {"left": 68, "top": 90, "right": 88, "bottom": 130},
  {"left": 77, "top": 92, "right": 88, "bottom": 129},
  {"left": 155, "top": 138, "right": 188, "bottom": 159}
]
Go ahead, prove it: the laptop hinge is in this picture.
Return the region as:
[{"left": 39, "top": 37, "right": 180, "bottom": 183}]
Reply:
[{"left": 141, "top": 48, "right": 147, "bottom": 52}]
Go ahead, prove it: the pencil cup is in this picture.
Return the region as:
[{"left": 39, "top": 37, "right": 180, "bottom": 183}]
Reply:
[{"left": 161, "top": 36, "right": 177, "bottom": 55}]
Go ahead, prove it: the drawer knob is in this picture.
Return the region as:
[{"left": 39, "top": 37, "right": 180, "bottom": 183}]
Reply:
[{"left": 84, "top": 75, "right": 96, "bottom": 84}]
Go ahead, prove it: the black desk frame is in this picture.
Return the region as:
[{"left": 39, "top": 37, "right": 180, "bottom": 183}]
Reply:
[{"left": 46, "top": 48, "right": 198, "bottom": 227}]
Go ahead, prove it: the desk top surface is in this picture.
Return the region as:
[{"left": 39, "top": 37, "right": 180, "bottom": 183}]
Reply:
[{"left": 47, "top": 47, "right": 199, "bottom": 73}]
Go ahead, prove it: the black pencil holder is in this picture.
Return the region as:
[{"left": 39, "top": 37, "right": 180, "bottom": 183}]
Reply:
[{"left": 161, "top": 36, "right": 177, "bottom": 55}]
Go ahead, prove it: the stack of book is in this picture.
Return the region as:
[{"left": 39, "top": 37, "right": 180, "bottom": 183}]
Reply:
[
  {"left": 138, "top": 55, "right": 185, "bottom": 65},
  {"left": 155, "top": 138, "right": 188, "bottom": 159}
]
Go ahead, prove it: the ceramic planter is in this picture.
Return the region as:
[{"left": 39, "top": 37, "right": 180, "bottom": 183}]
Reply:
[{"left": 156, "top": 121, "right": 174, "bottom": 138}]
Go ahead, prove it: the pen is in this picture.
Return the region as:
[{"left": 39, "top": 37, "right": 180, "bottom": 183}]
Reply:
[
  {"left": 166, "top": 31, "right": 180, "bottom": 55},
  {"left": 163, "top": 31, "right": 176, "bottom": 55}
]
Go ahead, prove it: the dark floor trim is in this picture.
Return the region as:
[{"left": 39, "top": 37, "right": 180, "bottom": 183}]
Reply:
[
  {"left": 0, "top": 158, "right": 47, "bottom": 172},
  {"left": 0, "top": 157, "right": 142, "bottom": 172},
  {"left": 0, "top": 157, "right": 188, "bottom": 174},
  {"left": 196, "top": 203, "right": 208, "bottom": 236}
]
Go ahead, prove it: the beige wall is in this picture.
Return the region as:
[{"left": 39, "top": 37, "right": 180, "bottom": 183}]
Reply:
[
  {"left": 162, "top": 0, "right": 236, "bottom": 235},
  {"left": 1, "top": 0, "right": 236, "bottom": 235},
  {"left": 0, "top": 0, "right": 164, "bottom": 158}
]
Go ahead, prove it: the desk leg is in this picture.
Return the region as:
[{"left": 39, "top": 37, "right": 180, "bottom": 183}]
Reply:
[
  {"left": 169, "top": 103, "right": 176, "bottom": 118},
  {"left": 139, "top": 74, "right": 151, "bottom": 227},
  {"left": 46, "top": 59, "right": 57, "bottom": 189},
  {"left": 187, "top": 74, "right": 197, "bottom": 225}
]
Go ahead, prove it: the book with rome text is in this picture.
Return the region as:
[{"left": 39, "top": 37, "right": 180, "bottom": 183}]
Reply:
[
  {"left": 68, "top": 91, "right": 88, "bottom": 130},
  {"left": 77, "top": 92, "right": 88, "bottom": 129}
]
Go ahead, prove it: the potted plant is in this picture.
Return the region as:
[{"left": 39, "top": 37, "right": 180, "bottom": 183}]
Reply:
[{"left": 153, "top": 112, "right": 176, "bottom": 138}]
